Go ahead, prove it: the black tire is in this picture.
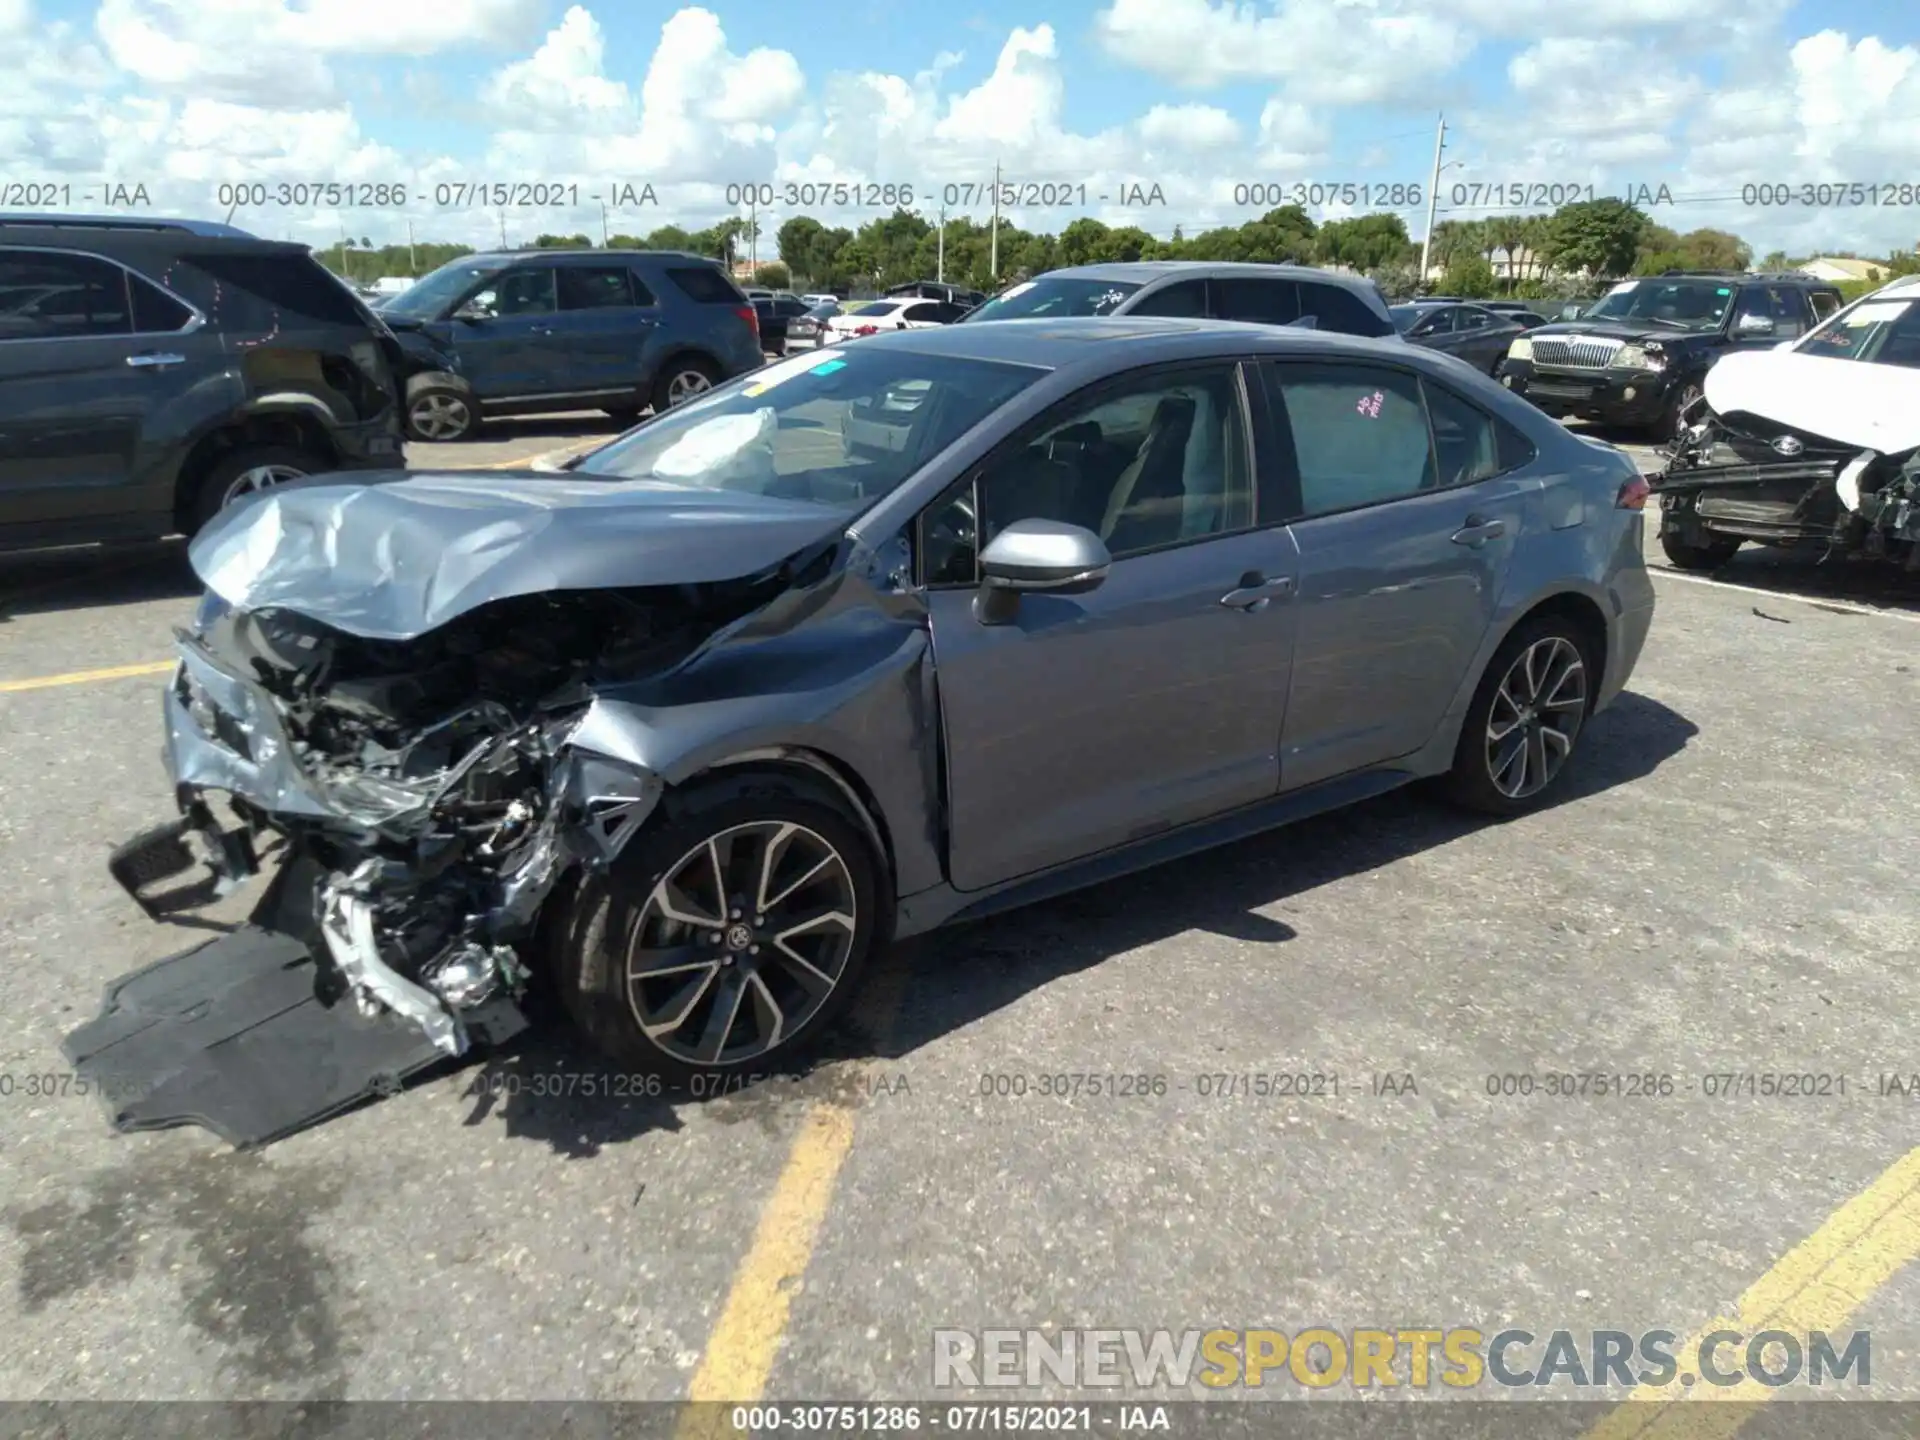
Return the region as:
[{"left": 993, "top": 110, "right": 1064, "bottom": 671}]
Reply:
[
  {"left": 649, "top": 357, "right": 721, "bottom": 414},
  {"left": 1442, "top": 614, "right": 1596, "bottom": 818},
  {"left": 187, "top": 444, "right": 323, "bottom": 533},
  {"left": 556, "top": 772, "right": 884, "bottom": 1081},
  {"left": 1659, "top": 529, "right": 1741, "bottom": 570},
  {"left": 404, "top": 382, "right": 477, "bottom": 442},
  {"left": 1661, "top": 380, "right": 1704, "bottom": 440}
]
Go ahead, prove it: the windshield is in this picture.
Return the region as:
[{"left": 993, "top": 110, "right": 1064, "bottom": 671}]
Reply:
[
  {"left": 845, "top": 301, "right": 901, "bottom": 316},
  {"left": 1581, "top": 279, "right": 1733, "bottom": 331},
  {"left": 1795, "top": 294, "right": 1920, "bottom": 368},
  {"left": 963, "top": 277, "right": 1142, "bottom": 321},
  {"left": 378, "top": 259, "right": 503, "bottom": 320},
  {"left": 571, "top": 348, "right": 1041, "bottom": 508},
  {"left": 1389, "top": 305, "right": 1431, "bottom": 333}
]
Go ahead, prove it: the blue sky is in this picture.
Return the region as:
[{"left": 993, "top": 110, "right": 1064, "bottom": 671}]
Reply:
[{"left": 10, "top": 0, "right": 1920, "bottom": 255}]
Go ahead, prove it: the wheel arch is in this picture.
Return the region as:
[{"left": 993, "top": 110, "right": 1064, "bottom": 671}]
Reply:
[
  {"left": 680, "top": 747, "right": 899, "bottom": 905},
  {"left": 1416, "top": 584, "right": 1614, "bottom": 776},
  {"left": 171, "top": 409, "right": 341, "bottom": 531}
]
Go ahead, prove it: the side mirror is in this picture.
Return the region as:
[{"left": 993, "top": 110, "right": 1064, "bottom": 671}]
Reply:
[
  {"left": 1736, "top": 312, "right": 1774, "bottom": 335},
  {"left": 974, "top": 519, "right": 1110, "bottom": 625}
]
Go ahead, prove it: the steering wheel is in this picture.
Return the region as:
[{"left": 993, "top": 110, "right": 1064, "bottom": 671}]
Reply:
[{"left": 924, "top": 491, "right": 978, "bottom": 582}]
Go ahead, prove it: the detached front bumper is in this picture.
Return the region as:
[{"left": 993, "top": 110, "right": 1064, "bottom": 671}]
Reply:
[
  {"left": 1500, "top": 359, "right": 1676, "bottom": 427},
  {"left": 1650, "top": 457, "right": 1845, "bottom": 547}
]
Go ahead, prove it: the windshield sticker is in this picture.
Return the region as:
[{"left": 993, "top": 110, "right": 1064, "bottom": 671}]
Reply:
[
  {"left": 1715, "top": 287, "right": 1731, "bottom": 295},
  {"left": 1356, "top": 390, "right": 1384, "bottom": 419},
  {"left": 742, "top": 352, "right": 828, "bottom": 397},
  {"left": 810, "top": 357, "right": 847, "bottom": 374}
]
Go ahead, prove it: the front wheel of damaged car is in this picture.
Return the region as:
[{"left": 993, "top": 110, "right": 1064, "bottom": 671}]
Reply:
[
  {"left": 557, "top": 776, "right": 884, "bottom": 1081},
  {"left": 1442, "top": 616, "right": 1594, "bottom": 818}
]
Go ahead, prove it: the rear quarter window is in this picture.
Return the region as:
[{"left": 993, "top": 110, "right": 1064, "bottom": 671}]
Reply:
[
  {"left": 667, "top": 266, "right": 745, "bottom": 303},
  {"left": 181, "top": 251, "right": 371, "bottom": 327}
]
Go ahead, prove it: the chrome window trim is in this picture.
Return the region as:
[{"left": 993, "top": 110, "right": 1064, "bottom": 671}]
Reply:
[{"left": 0, "top": 243, "right": 207, "bottom": 344}]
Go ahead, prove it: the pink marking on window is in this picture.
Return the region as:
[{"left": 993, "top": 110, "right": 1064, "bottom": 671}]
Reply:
[{"left": 1356, "top": 390, "right": 1384, "bottom": 418}]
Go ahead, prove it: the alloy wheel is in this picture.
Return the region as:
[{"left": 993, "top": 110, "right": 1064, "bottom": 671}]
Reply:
[
  {"left": 623, "top": 821, "right": 858, "bottom": 1066},
  {"left": 409, "top": 393, "right": 472, "bottom": 440},
  {"left": 1484, "top": 636, "right": 1587, "bottom": 801},
  {"left": 220, "top": 463, "right": 307, "bottom": 507},
  {"left": 665, "top": 370, "right": 713, "bottom": 406}
]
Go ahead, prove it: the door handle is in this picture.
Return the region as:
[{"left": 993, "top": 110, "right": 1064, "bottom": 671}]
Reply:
[
  {"left": 1451, "top": 514, "right": 1507, "bottom": 547},
  {"left": 1220, "top": 573, "right": 1295, "bottom": 610},
  {"left": 126, "top": 352, "right": 185, "bottom": 368}
]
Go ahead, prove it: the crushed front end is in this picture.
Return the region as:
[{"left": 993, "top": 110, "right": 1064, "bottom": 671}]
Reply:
[
  {"left": 73, "top": 581, "right": 763, "bottom": 1145},
  {"left": 1652, "top": 409, "right": 1920, "bottom": 567}
]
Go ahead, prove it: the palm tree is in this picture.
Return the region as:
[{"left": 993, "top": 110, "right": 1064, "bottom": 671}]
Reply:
[{"left": 1485, "top": 215, "right": 1526, "bottom": 289}]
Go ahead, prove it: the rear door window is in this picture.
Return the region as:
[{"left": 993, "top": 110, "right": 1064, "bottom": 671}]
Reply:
[
  {"left": 1265, "top": 362, "right": 1435, "bottom": 517},
  {"left": 1127, "top": 280, "right": 1209, "bottom": 317},
  {"left": 557, "top": 266, "right": 638, "bottom": 309},
  {"left": 1213, "top": 278, "right": 1301, "bottom": 326},
  {"left": 1300, "top": 283, "right": 1393, "bottom": 337},
  {"left": 0, "top": 250, "right": 131, "bottom": 338}
]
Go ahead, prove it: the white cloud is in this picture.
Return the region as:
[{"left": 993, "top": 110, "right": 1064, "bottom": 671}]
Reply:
[
  {"left": 1092, "top": 0, "right": 1472, "bottom": 102},
  {"left": 1137, "top": 104, "right": 1241, "bottom": 151}
]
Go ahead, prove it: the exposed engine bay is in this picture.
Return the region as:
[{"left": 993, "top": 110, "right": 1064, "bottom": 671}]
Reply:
[
  {"left": 1652, "top": 347, "right": 1920, "bottom": 567},
  {"left": 150, "top": 579, "right": 779, "bottom": 1054},
  {"left": 1657, "top": 407, "right": 1920, "bottom": 566}
]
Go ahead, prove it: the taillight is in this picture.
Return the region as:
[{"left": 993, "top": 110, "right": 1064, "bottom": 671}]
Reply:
[
  {"left": 854, "top": 324, "right": 878, "bottom": 336},
  {"left": 1617, "top": 475, "right": 1651, "bottom": 510},
  {"left": 735, "top": 305, "right": 759, "bottom": 337}
]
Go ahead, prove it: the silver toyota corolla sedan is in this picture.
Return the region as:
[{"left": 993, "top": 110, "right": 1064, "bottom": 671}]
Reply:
[{"left": 80, "top": 318, "right": 1655, "bottom": 1145}]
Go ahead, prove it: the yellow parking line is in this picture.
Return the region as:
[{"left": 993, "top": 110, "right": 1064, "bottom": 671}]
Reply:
[
  {"left": 1582, "top": 1145, "right": 1920, "bottom": 1440},
  {"left": 677, "top": 963, "right": 910, "bottom": 1430},
  {"left": 0, "top": 660, "right": 174, "bottom": 694}
]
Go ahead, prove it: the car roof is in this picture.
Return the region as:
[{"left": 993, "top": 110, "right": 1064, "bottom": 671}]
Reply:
[
  {"left": 460, "top": 248, "right": 725, "bottom": 266},
  {"left": 849, "top": 314, "right": 1427, "bottom": 378},
  {"left": 0, "top": 212, "right": 258, "bottom": 239},
  {"left": 1041, "top": 260, "right": 1377, "bottom": 290}
]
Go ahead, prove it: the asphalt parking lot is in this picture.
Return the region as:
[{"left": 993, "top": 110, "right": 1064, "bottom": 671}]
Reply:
[{"left": 2, "top": 416, "right": 1919, "bottom": 1426}]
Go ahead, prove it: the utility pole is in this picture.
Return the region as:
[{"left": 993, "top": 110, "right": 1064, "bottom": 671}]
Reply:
[
  {"left": 1419, "top": 113, "right": 1446, "bottom": 290},
  {"left": 600, "top": 200, "right": 609, "bottom": 248},
  {"left": 498, "top": 208, "right": 507, "bottom": 249},
  {"left": 937, "top": 203, "right": 946, "bottom": 283},
  {"left": 990, "top": 160, "right": 1001, "bottom": 280},
  {"left": 748, "top": 191, "right": 758, "bottom": 277},
  {"left": 406, "top": 219, "right": 417, "bottom": 275}
]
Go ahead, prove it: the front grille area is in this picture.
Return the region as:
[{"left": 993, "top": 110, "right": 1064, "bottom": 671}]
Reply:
[{"left": 1532, "top": 335, "right": 1624, "bottom": 369}]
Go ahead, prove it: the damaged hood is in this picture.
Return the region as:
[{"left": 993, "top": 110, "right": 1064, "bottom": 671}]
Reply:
[
  {"left": 188, "top": 471, "right": 848, "bottom": 641},
  {"left": 1704, "top": 349, "right": 1920, "bottom": 455}
]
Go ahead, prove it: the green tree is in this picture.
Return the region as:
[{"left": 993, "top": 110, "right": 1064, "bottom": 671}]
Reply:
[
  {"left": 776, "top": 216, "right": 825, "bottom": 280},
  {"left": 754, "top": 261, "right": 791, "bottom": 288},
  {"left": 1540, "top": 198, "right": 1651, "bottom": 280},
  {"left": 1675, "top": 228, "right": 1751, "bottom": 271},
  {"left": 531, "top": 232, "right": 592, "bottom": 248},
  {"left": 1316, "top": 213, "right": 1414, "bottom": 271},
  {"left": 638, "top": 224, "right": 694, "bottom": 251},
  {"left": 1439, "top": 253, "right": 1498, "bottom": 297}
]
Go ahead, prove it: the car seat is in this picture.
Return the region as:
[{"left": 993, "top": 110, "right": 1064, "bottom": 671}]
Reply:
[{"left": 1099, "top": 396, "right": 1197, "bottom": 553}]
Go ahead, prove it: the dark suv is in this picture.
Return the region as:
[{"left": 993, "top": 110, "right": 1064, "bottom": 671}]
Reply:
[
  {"left": 1496, "top": 270, "right": 1844, "bottom": 438},
  {"left": 0, "top": 213, "right": 405, "bottom": 550},
  {"left": 961, "top": 261, "right": 1396, "bottom": 337},
  {"left": 378, "top": 249, "right": 766, "bottom": 441}
]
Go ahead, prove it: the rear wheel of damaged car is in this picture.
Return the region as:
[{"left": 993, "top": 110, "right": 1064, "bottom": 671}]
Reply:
[
  {"left": 558, "top": 773, "right": 884, "bottom": 1081},
  {"left": 1658, "top": 528, "right": 1741, "bottom": 570},
  {"left": 404, "top": 380, "right": 477, "bottom": 442},
  {"left": 1443, "top": 612, "right": 1597, "bottom": 818},
  {"left": 187, "top": 443, "right": 325, "bottom": 533},
  {"left": 650, "top": 357, "right": 721, "bottom": 414}
]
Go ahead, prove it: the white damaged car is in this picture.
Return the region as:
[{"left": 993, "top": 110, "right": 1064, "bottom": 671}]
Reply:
[{"left": 1650, "top": 273, "right": 1920, "bottom": 571}]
